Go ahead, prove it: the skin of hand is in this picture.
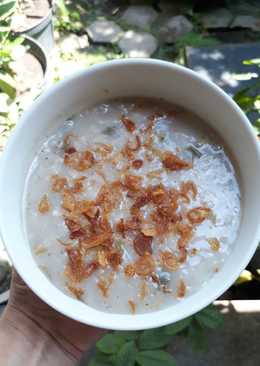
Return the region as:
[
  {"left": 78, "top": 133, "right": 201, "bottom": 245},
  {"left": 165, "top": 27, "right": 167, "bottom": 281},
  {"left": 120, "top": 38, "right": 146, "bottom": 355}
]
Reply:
[{"left": 0, "top": 270, "right": 105, "bottom": 365}]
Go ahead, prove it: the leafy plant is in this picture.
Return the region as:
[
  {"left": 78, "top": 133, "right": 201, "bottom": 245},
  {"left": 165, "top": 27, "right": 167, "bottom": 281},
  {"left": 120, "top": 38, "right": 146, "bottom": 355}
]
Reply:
[
  {"left": 0, "top": 0, "right": 23, "bottom": 100},
  {"left": 54, "top": 0, "right": 84, "bottom": 34},
  {"left": 88, "top": 304, "right": 223, "bottom": 365},
  {"left": 175, "top": 31, "right": 219, "bottom": 50},
  {"left": 233, "top": 58, "right": 260, "bottom": 135},
  {"left": 0, "top": 0, "right": 25, "bottom": 142},
  {"left": 0, "top": 0, "right": 16, "bottom": 21}
]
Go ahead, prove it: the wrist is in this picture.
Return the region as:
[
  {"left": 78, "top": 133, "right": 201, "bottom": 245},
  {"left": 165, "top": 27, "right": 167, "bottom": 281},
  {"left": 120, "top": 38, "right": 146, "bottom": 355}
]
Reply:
[{"left": 0, "top": 305, "right": 81, "bottom": 366}]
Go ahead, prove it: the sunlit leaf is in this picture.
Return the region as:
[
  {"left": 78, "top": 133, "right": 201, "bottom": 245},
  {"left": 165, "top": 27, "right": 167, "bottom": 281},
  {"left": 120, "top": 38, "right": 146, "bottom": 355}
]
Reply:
[
  {"left": 235, "top": 269, "right": 253, "bottom": 285},
  {"left": 0, "top": 73, "right": 16, "bottom": 99},
  {"left": 55, "top": 0, "right": 69, "bottom": 17},
  {"left": 243, "top": 58, "right": 260, "bottom": 66}
]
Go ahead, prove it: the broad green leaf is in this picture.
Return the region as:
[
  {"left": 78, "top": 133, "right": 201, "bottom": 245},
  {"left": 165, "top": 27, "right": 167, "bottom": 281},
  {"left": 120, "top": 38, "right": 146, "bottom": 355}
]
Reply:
[
  {"left": 164, "top": 317, "right": 192, "bottom": 335},
  {"left": 233, "top": 79, "right": 260, "bottom": 112},
  {"left": 188, "top": 320, "right": 208, "bottom": 352},
  {"left": 0, "top": 0, "right": 16, "bottom": 20},
  {"left": 136, "top": 350, "right": 176, "bottom": 366},
  {"left": 113, "top": 330, "right": 140, "bottom": 341},
  {"left": 233, "top": 88, "right": 256, "bottom": 112},
  {"left": 139, "top": 328, "right": 172, "bottom": 350},
  {"left": 96, "top": 334, "right": 126, "bottom": 355},
  {"left": 0, "top": 73, "right": 16, "bottom": 99},
  {"left": 88, "top": 350, "right": 116, "bottom": 366},
  {"left": 115, "top": 341, "right": 137, "bottom": 366},
  {"left": 195, "top": 304, "right": 224, "bottom": 329}
]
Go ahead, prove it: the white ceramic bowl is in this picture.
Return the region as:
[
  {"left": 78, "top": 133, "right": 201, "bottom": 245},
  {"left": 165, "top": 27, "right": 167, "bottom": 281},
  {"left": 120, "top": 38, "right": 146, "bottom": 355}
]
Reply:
[{"left": 0, "top": 59, "right": 260, "bottom": 330}]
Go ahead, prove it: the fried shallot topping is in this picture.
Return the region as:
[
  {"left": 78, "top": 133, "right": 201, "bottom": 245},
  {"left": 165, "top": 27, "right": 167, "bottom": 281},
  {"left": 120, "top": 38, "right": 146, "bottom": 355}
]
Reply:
[
  {"left": 51, "top": 175, "right": 68, "bottom": 192},
  {"left": 208, "top": 237, "right": 220, "bottom": 252},
  {"left": 124, "top": 264, "right": 135, "bottom": 278},
  {"left": 180, "top": 180, "right": 197, "bottom": 202},
  {"left": 67, "top": 283, "right": 84, "bottom": 300},
  {"left": 97, "top": 272, "right": 115, "bottom": 297},
  {"left": 177, "top": 279, "right": 186, "bottom": 298},
  {"left": 160, "top": 250, "right": 179, "bottom": 272},
  {"left": 162, "top": 151, "right": 192, "bottom": 171},
  {"left": 64, "top": 150, "right": 95, "bottom": 171},
  {"left": 187, "top": 207, "right": 211, "bottom": 224},
  {"left": 133, "top": 232, "right": 153, "bottom": 256},
  {"left": 65, "top": 246, "right": 99, "bottom": 283},
  {"left": 71, "top": 176, "right": 86, "bottom": 193},
  {"left": 128, "top": 300, "right": 136, "bottom": 314},
  {"left": 38, "top": 194, "right": 51, "bottom": 214},
  {"left": 39, "top": 109, "right": 219, "bottom": 311},
  {"left": 121, "top": 115, "right": 136, "bottom": 132},
  {"left": 134, "top": 254, "right": 155, "bottom": 276},
  {"left": 132, "top": 159, "right": 143, "bottom": 169}
]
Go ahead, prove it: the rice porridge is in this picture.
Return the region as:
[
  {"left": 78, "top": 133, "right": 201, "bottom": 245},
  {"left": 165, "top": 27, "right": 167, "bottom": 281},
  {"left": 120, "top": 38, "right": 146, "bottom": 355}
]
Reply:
[{"left": 24, "top": 98, "right": 241, "bottom": 314}]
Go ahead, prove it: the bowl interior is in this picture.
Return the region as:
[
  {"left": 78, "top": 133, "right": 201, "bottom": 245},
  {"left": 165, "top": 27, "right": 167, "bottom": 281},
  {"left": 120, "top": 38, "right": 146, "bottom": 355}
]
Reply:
[{"left": 1, "top": 60, "right": 260, "bottom": 330}]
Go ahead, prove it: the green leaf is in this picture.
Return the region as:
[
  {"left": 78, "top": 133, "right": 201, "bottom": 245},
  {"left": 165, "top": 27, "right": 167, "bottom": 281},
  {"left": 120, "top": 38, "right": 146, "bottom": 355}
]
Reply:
[
  {"left": 0, "top": 26, "right": 10, "bottom": 32},
  {"left": 243, "top": 58, "right": 260, "bottom": 66},
  {"left": 234, "top": 93, "right": 256, "bottom": 112},
  {"left": 0, "top": 0, "right": 16, "bottom": 20},
  {"left": 253, "top": 118, "right": 260, "bottom": 134},
  {"left": 235, "top": 269, "right": 254, "bottom": 285},
  {"left": 115, "top": 341, "right": 138, "bottom": 366},
  {"left": 188, "top": 320, "right": 208, "bottom": 352},
  {"left": 164, "top": 317, "right": 192, "bottom": 335},
  {"left": 136, "top": 350, "right": 176, "bottom": 366},
  {"left": 233, "top": 79, "right": 260, "bottom": 111},
  {"left": 88, "top": 358, "right": 111, "bottom": 366},
  {"left": 0, "top": 73, "right": 16, "bottom": 99},
  {"left": 55, "top": 0, "right": 69, "bottom": 17},
  {"left": 139, "top": 328, "right": 172, "bottom": 350},
  {"left": 195, "top": 304, "right": 224, "bottom": 329},
  {"left": 11, "top": 36, "right": 24, "bottom": 47},
  {"left": 113, "top": 331, "right": 140, "bottom": 341},
  {"left": 96, "top": 334, "right": 126, "bottom": 355},
  {"left": 88, "top": 354, "right": 113, "bottom": 366},
  {"left": 88, "top": 350, "right": 116, "bottom": 366},
  {"left": 0, "top": 92, "right": 10, "bottom": 114},
  {"left": 176, "top": 31, "right": 219, "bottom": 50}
]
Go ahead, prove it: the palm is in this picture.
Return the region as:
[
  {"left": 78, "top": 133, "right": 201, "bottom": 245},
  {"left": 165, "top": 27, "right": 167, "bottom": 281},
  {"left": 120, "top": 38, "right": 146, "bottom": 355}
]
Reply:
[{"left": 8, "top": 271, "right": 105, "bottom": 354}]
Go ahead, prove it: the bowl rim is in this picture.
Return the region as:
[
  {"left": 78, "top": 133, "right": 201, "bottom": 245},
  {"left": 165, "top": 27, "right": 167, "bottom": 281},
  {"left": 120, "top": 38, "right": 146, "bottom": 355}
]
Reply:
[{"left": 1, "top": 58, "right": 260, "bottom": 330}]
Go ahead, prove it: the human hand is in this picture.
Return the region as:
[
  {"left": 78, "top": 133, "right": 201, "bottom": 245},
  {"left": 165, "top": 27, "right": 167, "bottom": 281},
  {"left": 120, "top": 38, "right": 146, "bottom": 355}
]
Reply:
[{"left": 0, "top": 270, "right": 105, "bottom": 365}]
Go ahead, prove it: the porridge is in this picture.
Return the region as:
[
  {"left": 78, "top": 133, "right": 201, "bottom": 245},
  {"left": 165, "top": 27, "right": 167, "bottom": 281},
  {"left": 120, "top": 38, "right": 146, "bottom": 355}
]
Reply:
[{"left": 24, "top": 98, "right": 241, "bottom": 314}]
